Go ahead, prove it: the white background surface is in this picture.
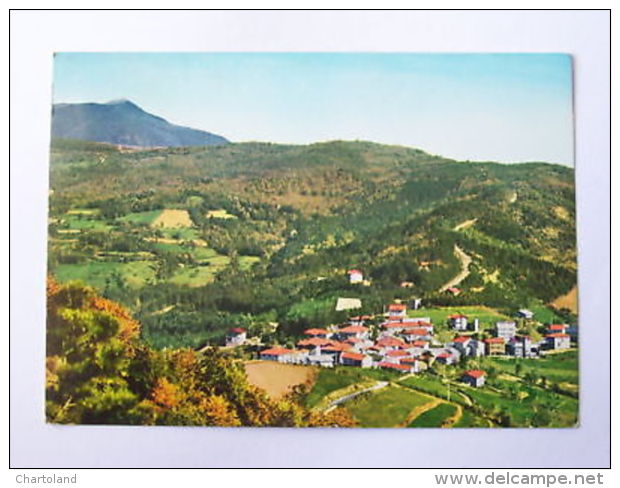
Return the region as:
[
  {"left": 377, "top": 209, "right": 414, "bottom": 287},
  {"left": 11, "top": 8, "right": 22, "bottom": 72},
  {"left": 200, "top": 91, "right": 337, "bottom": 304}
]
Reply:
[{"left": 9, "top": 10, "right": 610, "bottom": 468}]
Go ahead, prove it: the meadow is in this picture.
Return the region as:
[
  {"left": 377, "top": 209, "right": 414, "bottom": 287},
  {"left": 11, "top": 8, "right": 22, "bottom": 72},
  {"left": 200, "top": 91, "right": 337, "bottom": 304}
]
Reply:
[{"left": 346, "top": 386, "right": 434, "bottom": 428}]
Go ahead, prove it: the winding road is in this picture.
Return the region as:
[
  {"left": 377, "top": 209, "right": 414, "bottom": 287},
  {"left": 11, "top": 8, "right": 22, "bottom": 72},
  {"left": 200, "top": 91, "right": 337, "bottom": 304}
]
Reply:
[
  {"left": 324, "top": 381, "right": 389, "bottom": 412},
  {"left": 439, "top": 244, "right": 473, "bottom": 292}
]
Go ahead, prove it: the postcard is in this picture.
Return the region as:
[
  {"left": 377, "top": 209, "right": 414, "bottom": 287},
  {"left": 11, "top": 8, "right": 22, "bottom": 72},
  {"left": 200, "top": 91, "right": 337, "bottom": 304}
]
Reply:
[{"left": 46, "top": 53, "right": 577, "bottom": 428}]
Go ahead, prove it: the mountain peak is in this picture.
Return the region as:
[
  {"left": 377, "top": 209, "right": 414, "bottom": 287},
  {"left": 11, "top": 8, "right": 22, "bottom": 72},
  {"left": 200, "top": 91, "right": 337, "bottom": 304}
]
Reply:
[{"left": 51, "top": 100, "right": 228, "bottom": 148}]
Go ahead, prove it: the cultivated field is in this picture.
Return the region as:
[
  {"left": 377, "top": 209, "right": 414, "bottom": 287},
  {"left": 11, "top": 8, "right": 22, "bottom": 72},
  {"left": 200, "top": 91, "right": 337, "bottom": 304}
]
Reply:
[
  {"left": 152, "top": 209, "right": 193, "bottom": 228},
  {"left": 244, "top": 361, "right": 316, "bottom": 399}
]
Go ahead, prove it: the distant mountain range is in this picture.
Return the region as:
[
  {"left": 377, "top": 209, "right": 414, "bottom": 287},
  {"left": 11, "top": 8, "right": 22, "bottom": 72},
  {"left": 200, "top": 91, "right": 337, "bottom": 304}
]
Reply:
[{"left": 51, "top": 99, "right": 228, "bottom": 147}]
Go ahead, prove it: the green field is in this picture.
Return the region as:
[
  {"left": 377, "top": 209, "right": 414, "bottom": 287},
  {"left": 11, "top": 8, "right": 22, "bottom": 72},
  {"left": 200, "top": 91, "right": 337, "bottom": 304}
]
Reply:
[
  {"left": 159, "top": 226, "right": 200, "bottom": 241},
  {"left": 55, "top": 260, "right": 156, "bottom": 289},
  {"left": 408, "top": 402, "right": 457, "bottom": 427},
  {"left": 523, "top": 300, "right": 568, "bottom": 325},
  {"left": 452, "top": 408, "right": 490, "bottom": 428},
  {"left": 347, "top": 386, "right": 433, "bottom": 427},
  {"left": 482, "top": 350, "right": 578, "bottom": 385},
  {"left": 118, "top": 210, "right": 162, "bottom": 225},
  {"left": 408, "top": 305, "right": 511, "bottom": 326},
  {"left": 461, "top": 381, "right": 577, "bottom": 427},
  {"left": 305, "top": 368, "right": 370, "bottom": 407},
  {"left": 58, "top": 213, "right": 114, "bottom": 232},
  {"left": 168, "top": 261, "right": 229, "bottom": 286}
]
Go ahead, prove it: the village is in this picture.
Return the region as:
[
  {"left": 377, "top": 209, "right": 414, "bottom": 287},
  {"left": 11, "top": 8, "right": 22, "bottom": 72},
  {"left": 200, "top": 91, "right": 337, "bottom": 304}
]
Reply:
[{"left": 225, "top": 270, "right": 578, "bottom": 390}]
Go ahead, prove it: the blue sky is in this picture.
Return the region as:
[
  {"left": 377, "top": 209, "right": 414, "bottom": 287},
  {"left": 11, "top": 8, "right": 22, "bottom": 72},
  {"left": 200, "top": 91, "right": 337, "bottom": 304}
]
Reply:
[{"left": 53, "top": 53, "right": 574, "bottom": 165}]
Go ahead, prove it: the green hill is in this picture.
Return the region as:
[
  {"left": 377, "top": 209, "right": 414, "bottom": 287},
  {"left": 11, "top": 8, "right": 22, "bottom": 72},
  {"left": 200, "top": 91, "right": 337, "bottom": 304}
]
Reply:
[{"left": 47, "top": 139, "right": 577, "bottom": 348}]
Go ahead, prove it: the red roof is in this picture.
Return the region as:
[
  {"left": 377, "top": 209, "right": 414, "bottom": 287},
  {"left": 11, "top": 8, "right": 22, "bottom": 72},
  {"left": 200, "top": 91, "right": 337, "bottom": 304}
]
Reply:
[
  {"left": 388, "top": 304, "right": 407, "bottom": 311},
  {"left": 297, "top": 337, "right": 332, "bottom": 347},
  {"left": 349, "top": 315, "right": 372, "bottom": 321},
  {"left": 453, "top": 336, "right": 470, "bottom": 343},
  {"left": 229, "top": 327, "right": 246, "bottom": 334},
  {"left": 401, "top": 358, "right": 419, "bottom": 365},
  {"left": 260, "top": 347, "right": 293, "bottom": 356},
  {"left": 413, "top": 340, "right": 428, "bottom": 347},
  {"left": 464, "top": 369, "right": 486, "bottom": 379},
  {"left": 341, "top": 352, "right": 366, "bottom": 361},
  {"left": 386, "top": 349, "right": 409, "bottom": 358},
  {"left": 322, "top": 341, "right": 352, "bottom": 351},
  {"left": 339, "top": 325, "right": 368, "bottom": 333},
  {"left": 546, "top": 333, "right": 570, "bottom": 338},
  {"left": 378, "top": 362, "right": 412, "bottom": 371},
  {"left": 447, "top": 287, "right": 461, "bottom": 294},
  {"left": 403, "top": 328, "right": 429, "bottom": 336},
  {"left": 348, "top": 269, "right": 362, "bottom": 275},
  {"left": 448, "top": 314, "right": 467, "bottom": 319},
  {"left": 377, "top": 337, "right": 405, "bottom": 347},
  {"left": 548, "top": 324, "right": 567, "bottom": 331},
  {"left": 436, "top": 352, "right": 452, "bottom": 359},
  {"left": 484, "top": 337, "right": 505, "bottom": 344},
  {"left": 383, "top": 322, "right": 407, "bottom": 329},
  {"left": 304, "top": 328, "right": 329, "bottom": 335}
]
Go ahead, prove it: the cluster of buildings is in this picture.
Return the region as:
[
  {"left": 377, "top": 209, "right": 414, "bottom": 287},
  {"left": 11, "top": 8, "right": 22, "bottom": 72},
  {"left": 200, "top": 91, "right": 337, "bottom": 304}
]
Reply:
[{"left": 225, "top": 302, "right": 575, "bottom": 389}]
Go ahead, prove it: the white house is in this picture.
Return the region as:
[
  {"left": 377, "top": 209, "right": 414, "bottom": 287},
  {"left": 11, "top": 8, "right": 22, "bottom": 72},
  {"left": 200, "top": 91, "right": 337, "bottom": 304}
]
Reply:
[
  {"left": 461, "top": 370, "right": 486, "bottom": 388},
  {"left": 466, "top": 339, "right": 486, "bottom": 357},
  {"left": 545, "top": 333, "right": 571, "bottom": 350},
  {"left": 387, "top": 303, "right": 407, "bottom": 318},
  {"left": 448, "top": 314, "right": 468, "bottom": 331},
  {"left": 495, "top": 321, "right": 517, "bottom": 340},
  {"left": 337, "top": 325, "right": 369, "bottom": 340},
  {"left": 340, "top": 352, "right": 373, "bottom": 368},
  {"left": 517, "top": 309, "right": 535, "bottom": 319},
  {"left": 347, "top": 269, "right": 364, "bottom": 284},
  {"left": 260, "top": 347, "right": 295, "bottom": 362},
  {"left": 225, "top": 327, "right": 247, "bottom": 347}
]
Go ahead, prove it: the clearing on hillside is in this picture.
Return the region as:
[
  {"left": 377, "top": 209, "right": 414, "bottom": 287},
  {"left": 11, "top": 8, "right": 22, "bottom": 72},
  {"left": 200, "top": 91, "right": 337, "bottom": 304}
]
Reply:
[
  {"left": 551, "top": 285, "right": 578, "bottom": 314},
  {"left": 244, "top": 361, "right": 316, "bottom": 400},
  {"left": 151, "top": 209, "right": 193, "bottom": 228},
  {"left": 206, "top": 209, "right": 238, "bottom": 220}
]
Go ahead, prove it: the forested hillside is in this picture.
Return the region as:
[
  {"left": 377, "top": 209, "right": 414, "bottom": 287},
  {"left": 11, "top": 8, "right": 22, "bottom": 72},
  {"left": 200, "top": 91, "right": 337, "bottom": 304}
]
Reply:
[{"left": 48, "top": 139, "right": 577, "bottom": 349}]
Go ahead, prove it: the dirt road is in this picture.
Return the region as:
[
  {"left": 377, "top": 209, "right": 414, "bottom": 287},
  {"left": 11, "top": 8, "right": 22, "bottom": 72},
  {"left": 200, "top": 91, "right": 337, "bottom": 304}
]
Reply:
[{"left": 439, "top": 244, "right": 472, "bottom": 292}]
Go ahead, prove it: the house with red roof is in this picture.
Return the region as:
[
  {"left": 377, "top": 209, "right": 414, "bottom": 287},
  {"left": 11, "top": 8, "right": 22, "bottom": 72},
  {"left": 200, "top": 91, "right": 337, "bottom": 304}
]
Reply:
[
  {"left": 260, "top": 347, "right": 296, "bottom": 362},
  {"left": 545, "top": 333, "right": 571, "bottom": 350},
  {"left": 451, "top": 335, "right": 471, "bottom": 354},
  {"left": 400, "top": 357, "right": 421, "bottom": 373},
  {"left": 402, "top": 328, "right": 432, "bottom": 342},
  {"left": 376, "top": 336, "right": 406, "bottom": 351},
  {"left": 434, "top": 350, "right": 457, "bottom": 365},
  {"left": 446, "top": 287, "right": 461, "bottom": 296},
  {"left": 225, "top": 327, "right": 247, "bottom": 347},
  {"left": 297, "top": 337, "right": 333, "bottom": 351},
  {"left": 304, "top": 328, "right": 330, "bottom": 338},
  {"left": 388, "top": 303, "right": 407, "bottom": 318},
  {"left": 547, "top": 324, "right": 568, "bottom": 334},
  {"left": 337, "top": 324, "right": 369, "bottom": 340},
  {"left": 349, "top": 315, "right": 372, "bottom": 325},
  {"left": 347, "top": 269, "right": 364, "bottom": 284},
  {"left": 377, "top": 361, "right": 415, "bottom": 373},
  {"left": 340, "top": 351, "right": 372, "bottom": 368},
  {"left": 461, "top": 370, "right": 486, "bottom": 388},
  {"left": 448, "top": 313, "right": 468, "bottom": 331},
  {"left": 385, "top": 349, "right": 411, "bottom": 363}
]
